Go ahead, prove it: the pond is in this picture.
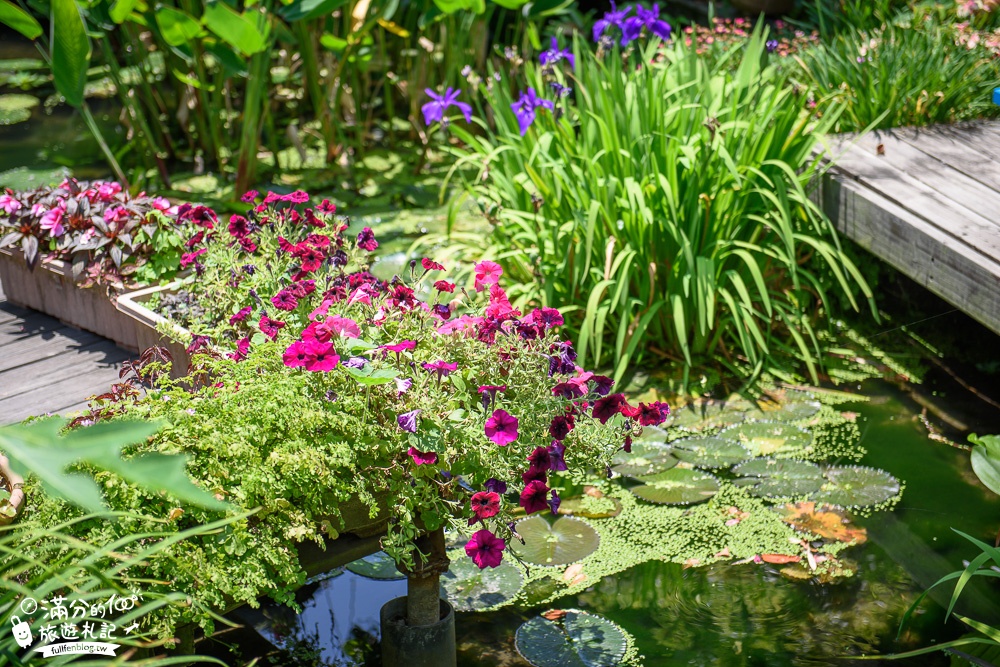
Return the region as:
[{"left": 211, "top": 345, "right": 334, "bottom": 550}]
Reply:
[{"left": 232, "top": 379, "right": 1000, "bottom": 667}]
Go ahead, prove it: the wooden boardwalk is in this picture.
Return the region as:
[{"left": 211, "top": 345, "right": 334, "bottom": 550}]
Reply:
[
  {"left": 819, "top": 121, "right": 1000, "bottom": 336},
  {"left": 0, "top": 281, "right": 129, "bottom": 426}
]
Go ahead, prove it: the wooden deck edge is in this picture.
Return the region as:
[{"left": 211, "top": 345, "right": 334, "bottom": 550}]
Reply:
[{"left": 819, "top": 170, "right": 1000, "bottom": 336}]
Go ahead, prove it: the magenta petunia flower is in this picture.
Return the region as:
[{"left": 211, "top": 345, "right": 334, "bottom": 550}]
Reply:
[
  {"left": 551, "top": 381, "right": 586, "bottom": 400},
  {"left": 519, "top": 480, "right": 550, "bottom": 515},
  {"left": 477, "top": 384, "right": 507, "bottom": 409},
  {"left": 421, "top": 258, "right": 445, "bottom": 271},
  {"left": 180, "top": 248, "right": 207, "bottom": 269},
  {"left": 407, "top": 446, "right": 438, "bottom": 466},
  {"left": 638, "top": 401, "right": 671, "bottom": 426},
  {"left": 303, "top": 342, "right": 339, "bottom": 372},
  {"left": 229, "top": 338, "right": 251, "bottom": 361},
  {"left": 522, "top": 465, "right": 547, "bottom": 485},
  {"left": 357, "top": 227, "right": 378, "bottom": 252},
  {"left": 259, "top": 315, "right": 286, "bottom": 340},
  {"left": 527, "top": 446, "right": 552, "bottom": 470},
  {"left": 469, "top": 491, "right": 500, "bottom": 522},
  {"left": 485, "top": 409, "right": 519, "bottom": 446},
  {"left": 592, "top": 393, "right": 626, "bottom": 424},
  {"left": 465, "top": 529, "right": 505, "bottom": 569},
  {"left": 283, "top": 341, "right": 314, "bottom": 368},
  {"left": 422, "top": 360, "right": 458, "bottom": 384},
  {"left": 230, "top": 306, "right": 252, "bottom": 325},
  {"left": 434, "top": 280, "right": 456, "bottom": 293},
  {"left": 228, "top": 215, "right": 250, "bottom": 238},
  {"left": 241, "top": 190, "right": 259, "bottom": 203},
  {"left": 398, "top": 409, "right": 421, "bottom": 433},
  {"left": 271, "top": 290, "right": 299, "bottom": 311},
  {"left": 473, "top": 261, "right": 503, "bottom": 292},
  {"left": 525, "top": 307, "right": 564, "bottom": 329}
]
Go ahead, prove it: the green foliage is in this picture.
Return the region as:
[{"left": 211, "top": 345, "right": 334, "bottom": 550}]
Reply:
[
  {"left": 511, "top": 516, "right": 601, "bottom": 567},
  {"left": 0, "top": 418, "right": 224, "bottom": 512},
  {"left": 50, "top": 0, "right": 91, "bottom": 108},
  {"left": 969, "top": 434, "right": 1000, "bottom": 496},
  {"left": 0, "top": 512, "right": 239, "bottom": 666},
  {"left": 794, "top": 21, "right": 1000, "bottom": 132},
  {"left": 440, "top": 29, "right": 873, "bottom": 385},
  {"left": 515, "top": 610, "right": 632, "bottom": 667},
  {"left": 0, "top": 0, "right": 41, "bottom": 39}
]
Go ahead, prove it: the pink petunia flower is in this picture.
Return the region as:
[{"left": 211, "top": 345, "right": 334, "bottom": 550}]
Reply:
[
  {"left": 473, "top": 260, "right": 503, "bottom": 292},
  {"left": 407, "top": 446, "right": 438, "bottom": 466},
  {"left": 282, "top": 340, "right": 315, "bottom": 368},
  {"left": 465, "top": 529, "right": 506, "bottom": 569},
  {"left": 229, "top": 306, "right": 252, "bottom": 324},
  {"left": 434, "top": 280, "right": 456, "bottom": 293},
  {"left": 327, "top": 316, "right": 360, "bottom": 339},
  {"left": 422, "top": 258, "right": 445, "bottom": 271},
  {"left": 259, "top": 315, "right": 286, "bottom": 340},
  {"left": 40, "top": 207, "right": 65, "bottom": 237},
  {"left": 485, "top": 409, "right": 519, "bottom": 446},
  {"left": 469, "top": 491, "right": 500, "bottom": 524},
  {"left": 303, "top": 341, "right": 339, "bottom": 372},
  {"left": 229, "top": 338, "right": 251, "bottom": 361}
]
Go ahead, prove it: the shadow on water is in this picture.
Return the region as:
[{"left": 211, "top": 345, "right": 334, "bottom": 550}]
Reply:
[{"left": 233, "top": 380, "right": 1000, "bottom": 667}]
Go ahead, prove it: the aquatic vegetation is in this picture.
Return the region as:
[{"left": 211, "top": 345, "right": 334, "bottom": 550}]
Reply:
[
  {"left": 732, "top": 458, "right": 825, "bottom": 499},
  {"left": 629, "top": 468, "right": 721, "bottom": 505},
  {"left": 610, "top": 442, "right": 678, "bottom": 477},
  {"left": 511, "top": 516, "right": 601, "bottom": 567},
  {"left": 969, "top": 433, "right": 1000, "bottom": 495},
  {"left": 720, "top": 421, "right": 815, "bottom": 458},
  {"left": 666, "top": 436, "right": 752, "bottom": 469},
  {"left": 441, "top": 548, "right": 524, "bottom": 611},
  {"left": 0, "top": 93, "right": 38, "bottom": 126},
  {"left": 345, "top": 551, "right": 405, "bottom": 580},
  {"left": 812, "top": 465, "right": 901, "bottom": 509},
  {"left": 515, "top": 609, "right": 640, "bottom": 667}
]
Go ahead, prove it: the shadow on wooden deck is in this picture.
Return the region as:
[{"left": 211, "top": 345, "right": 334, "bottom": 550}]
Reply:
[{"left": 0, "top": 287, "right": 131, "bottom": 425}]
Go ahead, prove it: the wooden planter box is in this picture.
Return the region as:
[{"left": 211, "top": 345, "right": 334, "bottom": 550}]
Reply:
[
  {"left": 115, "top": 282, "right": 193, "bottom": 379},
  {"left": 0, "top": 248, "right": 141, "bottom": 352}
]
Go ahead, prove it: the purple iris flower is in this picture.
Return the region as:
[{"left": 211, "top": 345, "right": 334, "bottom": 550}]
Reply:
[
  {"left": 510, "top": 88, "right": 555, "bottom": 136},
  {"left": 550, "top": 82, "right": 573, "bottom": 98},
  {"left": 593, "top": 2, "right": 632, "bottom": 43},
  {"left": 623, "top": 4, "right": 671, "bottom": 43},
  {"left": 539, "top": 37, "right": 575, "bottom": 70},
  {"left": 421, "top": 88, "right": 473, "bottom": 126}
]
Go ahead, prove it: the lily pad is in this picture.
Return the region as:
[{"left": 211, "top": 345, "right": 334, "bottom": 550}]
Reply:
[
  {"left": 668, "top": 400, "right": 756, "bottom": 430},
  {"left": 668, "top": 436, "right": 752, "bottom": 469},
  {"left": 812, "top": 466, "right": 901, "bottom": 508},
  {"left": 761, "top": 400, "right": 821, "bottom": 422},
  {"left": 345, "top": 551, "right": 404, "bottom": 580},
  {"left": 631, "top": 468, "right": 719, "bottom": 505},
  {"left": 611, "top": 442, "right": 678, "bottom": 477},
  {"left": 511, "top": 516, "right": 600, "bottom": 567},
  {"left": 441, "top": 548, "right": 524, "bottom": 611},
  {"left": 732, "top": 458, "right": 824, "bottom": 499},
  {"left": 515, "top": 609, "right": 628, "bottom": 667},
  {"left": 720, "top": 421, "right": 814, "bottom": 458},
  {"left": 556, "top": 495, "right": 622, "bottom": 519},
  {"left": 0, "top": 94, "right": 39, "bottom": 126}
]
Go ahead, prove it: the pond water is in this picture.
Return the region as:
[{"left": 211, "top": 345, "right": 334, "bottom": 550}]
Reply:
[{"left": 238, "top": 380, "right": 1000, "bottom": 667}]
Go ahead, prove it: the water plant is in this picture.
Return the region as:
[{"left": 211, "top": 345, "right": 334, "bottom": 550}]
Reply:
[{"left": 434, "top": 27, "right": 873, "bottom": 385}]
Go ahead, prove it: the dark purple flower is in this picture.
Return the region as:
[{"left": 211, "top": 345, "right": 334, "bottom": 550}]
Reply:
[
  {"left": 357, "top": 227, "right": 378, "bottom": 252},
  {"left": 398, "top": 409, "right": 421, "bottom": 433},
  {"left": 520, "top": 480, "right": 550, "bottom": 515},
  {"left": 766, "top": 39, "right": 779, "bottom": 53},
  {"left": 622, "top": 434, "right": 633, "bottom": 454},
  {"left": 548, "top": 441, "right": 567, "bottom": 471},
  {"left": 592, "top": 393, "right": 626, "bottom": 424},
  {"left": 591, "top": 375, "right": 615, "bottom": 396},
  {"left": 548, "top": 490, "right": 561, "bottom": 514},
  {"left": 186, "top": 335, "right": 211, "bottom": 354},
  {"left": 638, "top": 401, "right": 670, "bottom": 426},
  {"left": 433, "top": 304, "right": 452, "bottom": 320},
  {"left": 539, "top": 37, "right": 575, "bottom": 70},
  {"left": 527, "top": 446, "right": 552, "bottom": 470},
  {"left": 549, "top": 415, "right": 574, "bottom": 441},
  {"left": 421, "top": 87, "right": 473, "bottom": 126},
  {"left": 552, "top": 381, "right": 586, "bottom": 400},
  {"left": 228, "top": 215, "right": 250, "bottom": 238},
  {"left": 510, "top": 88, "right": 555, "bottom": 136},
  {"left": 485, "top": 478, "right": 508, "bottom": 495},
  {"left": 229, "top": 306, "right": 252, "bottom": 325},
  {"left": 522, "top": 465, "right": 548, "bottom": 485}
]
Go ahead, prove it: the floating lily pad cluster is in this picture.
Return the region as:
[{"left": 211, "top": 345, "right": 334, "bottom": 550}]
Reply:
[
  {"left": 614, "top": 398, "right": 900, "bottom": 512},
  {"left": 515, "top": 609, "right": 631, "bottom": 667}
]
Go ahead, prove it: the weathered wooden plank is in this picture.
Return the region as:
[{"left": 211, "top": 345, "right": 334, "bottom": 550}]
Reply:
[
  {"left": 0, "top": 326, "right": 108, "bottom": 372},
  {"left": 0, "top": 366, "right": 122, "bottom": 425},
  {"left": 0, "top": 312, "right": 72, "bottom": 340},
  {"left": 0, "top": 340, "right": 124, "bottom": 401},
  {"left": 820, "top": 171, "right": 1000, "bottom": 336},
  {"left": 889, "top": 125, "right": 1000, "bottom": 194},
  {"left": 834, "top": 131, "right": 1000, "bottom": 228},
  {"left": 822, "top": 138, "right": 1000, "bottom": 260}
]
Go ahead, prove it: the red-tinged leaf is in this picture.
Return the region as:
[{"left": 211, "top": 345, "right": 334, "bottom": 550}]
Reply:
[
  {"left": 761, "top": 553, "right": 801, "bottom": 564},
  {"left": 541, "top": 610, "right": 566, "bottom": 621}
]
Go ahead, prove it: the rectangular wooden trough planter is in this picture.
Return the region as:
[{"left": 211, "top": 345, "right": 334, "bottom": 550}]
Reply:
[{"left": 0, "top": 249, "right": 191, "bottom": 378}]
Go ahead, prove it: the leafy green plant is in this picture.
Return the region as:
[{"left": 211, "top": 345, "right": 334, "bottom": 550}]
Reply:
[
  {"left": 794, "top": 21, "right": 1000, "bottom": 132},
  {"left": 436, "top": 28, "right": 872, "bottom": 385},
  {"left": 969, "top": 433, "right": 1000, "bottom": 496}
]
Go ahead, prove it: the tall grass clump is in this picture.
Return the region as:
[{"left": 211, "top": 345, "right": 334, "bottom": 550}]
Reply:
[
  {"left": 795, "top": 21, "right": 1000, "bottom": 131},
  {"left": 438, "top": 29, "right": 873, "bottom": 385}
]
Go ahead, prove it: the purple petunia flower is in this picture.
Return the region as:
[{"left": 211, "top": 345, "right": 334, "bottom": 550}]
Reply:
[
  {"left": 271, "top": 290, "right": 299, "bottom": 311},
  {"left": 510, "top": 88, "right": 555, "bottom": 136},
  {"left": 398, "top": 409, "right": 421, "bottom": 433},
  {"left": 548, "top": 441, "right": 568, "bottom": 471},
  {"left": 539, "top": 37, "right": 575, "bottom": 70},
  {"left": 357, "top": 227, "right": 378, "bottom": 252},
  {"left": 548, "top": 489, "right": 561, "bottom": 514},
  {"left": 344, "top": 356, "right": 369, "bottom": 369},
  {"left": 421, "top": 87, "right": 473, "bottom": 127}
]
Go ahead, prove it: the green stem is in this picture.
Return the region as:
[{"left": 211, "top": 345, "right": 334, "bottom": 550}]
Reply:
[{"left": 81, "top": 101, "right": 129, "bottom": 187}]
